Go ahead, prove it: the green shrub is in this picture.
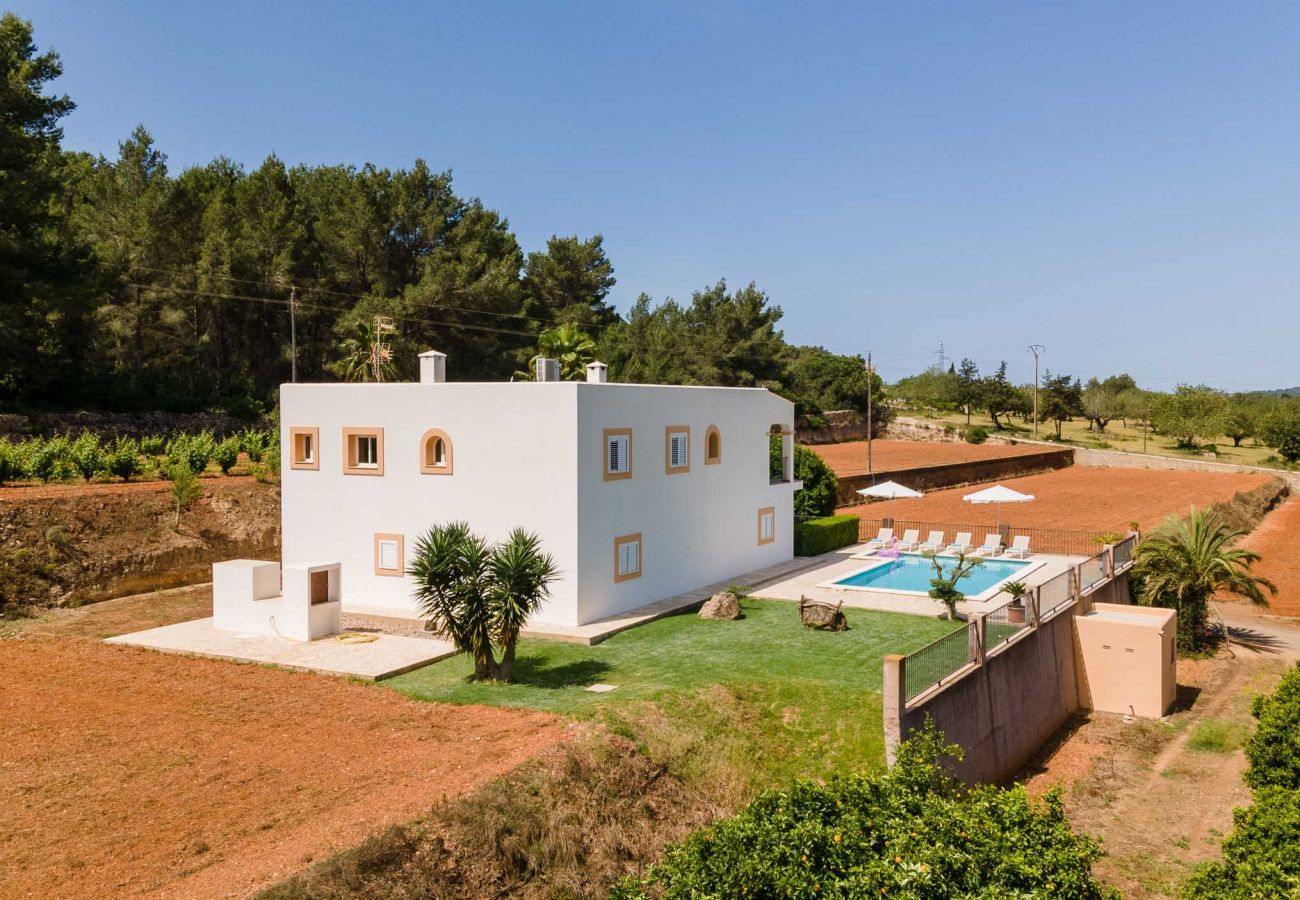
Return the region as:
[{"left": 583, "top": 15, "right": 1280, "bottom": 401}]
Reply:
[
  {"left": 139, "top": 434, "right": 166, "bottom": 456},
  {"left": 1245, "top": 662, "right": 1300, "bottom": 791},
  {"left": 213, "top": 437, "right": 240, "bottom": 475},
  {"left": 168, "top": 463, "right": 204, "bottom": 528},
  {"left": 166, "top": 431, "right": 213, "bottom": 475},
  {"left": 770, "top": 438, "right": 838, "bottom": 518},
  {"left": 1184, "top": 787, "right": 1300, "bottom": 898},
  {"left": 105, "top": 437, "right": 142, "bottom": 482},
  {"left": 794, "top": 515, "right": 860, "bottom": 556},
  {"left": 614, "top": 723, "right": 1115, "bottom": 899},
  {"left": 240, "top": 427, "right": 269, "bottom": 463},
  {"left": 68, "top": 431, "right": 105, "bottom": 481},
  {"left": 0, "top": 441, "right": 21, "bottom": 485},
  {"left": 24, "top": 436, "right": 67, "bottom": 483},
  {"left": 963, "top": 425, "right": 989, "bottom": 444}
]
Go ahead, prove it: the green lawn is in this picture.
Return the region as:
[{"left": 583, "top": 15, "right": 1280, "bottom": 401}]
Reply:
[
  {"left": 387, "top": 598, "right": 957, "bottom": 714},
  {"left": 387, "top": 599, "right": 958, "bottom": 787}
]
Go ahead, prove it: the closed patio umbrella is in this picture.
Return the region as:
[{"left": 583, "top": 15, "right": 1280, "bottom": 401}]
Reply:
[{"left": 962, "top": 483, "right": 1035, "bottom": 529}]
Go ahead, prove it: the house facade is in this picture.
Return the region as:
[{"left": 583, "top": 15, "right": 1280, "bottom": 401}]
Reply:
[{"left": 279, "top": 354, "right": 799, "bottom": 626}]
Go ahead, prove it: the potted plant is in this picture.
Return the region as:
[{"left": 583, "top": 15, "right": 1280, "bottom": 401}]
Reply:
[{"left": 1002, "top": 580, "right": 1029, "bottom": 624}]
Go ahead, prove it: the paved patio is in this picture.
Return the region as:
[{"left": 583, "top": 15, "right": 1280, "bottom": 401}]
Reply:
[
  {"left": 750, "top": 543, "right": 1083, "bottom": 617},
  {"left": 106, "top": 618, "right": 458, "bottom": 680}
]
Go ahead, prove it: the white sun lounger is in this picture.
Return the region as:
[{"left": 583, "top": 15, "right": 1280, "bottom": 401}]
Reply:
[
  {"left": 1004, "top": 535, "right": 1032, "bottom": 558},
  {"left": 865, "top": 527, "right": 893, "bottom": 550},
  {"left": 896, "top": 529, "right": 921, "bottom": 552},
  {"left": 971, "top": 533, "right": 1003, "bottom": 557},
  {"left": 918, "top": 531, "right": 945, "bottom": 553},
  {"left": 946, "top": 532, "right": 973, "bottom": 554}
]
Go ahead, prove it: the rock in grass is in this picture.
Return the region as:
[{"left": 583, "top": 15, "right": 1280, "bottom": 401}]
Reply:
[{"left": 699, "top": 591, "right": 743, "bottom": 620}]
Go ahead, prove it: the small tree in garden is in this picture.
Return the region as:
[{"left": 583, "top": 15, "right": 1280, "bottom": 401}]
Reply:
[
  {"left": 168, "top": 464, "right": 204, "bottom": 528},
  {"left": 1133, "top": 508, "right": 1275, "bottom": 651},
  {"left": 409, "top": 522, "right": 559, "bottom": 682},
  {"left": 68, "top": 431, "right": 104, "bottom": 481},
  {"left": 924, "top": 551, "right": 983, "bottom": 620},
  {"left": 105, "top": 437, "right": 141, "bottom": 482},
  {"left": 213, "top": 437, "right": 240, "bottom": 475}
]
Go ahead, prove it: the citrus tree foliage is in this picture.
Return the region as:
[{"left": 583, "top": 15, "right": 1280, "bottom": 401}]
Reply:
[
  {"left": 614, "top": 723, "right": 1115, "bottom": 899},
  {"left": 1186, "top": 662, "right": 1300, "bottom": 897}
]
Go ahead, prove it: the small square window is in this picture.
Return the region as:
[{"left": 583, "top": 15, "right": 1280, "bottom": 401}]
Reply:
[
  {"left": 289, "top": 427, "right": 319, "bottom": 470},
  {"left": 343, "top": 428, "right": 384, "bottom": 475},
  {"left": 664, "top": 426, "right": 690, "bottom": 474},
  {"left": 614, "top": 533, "right": 642, "bottom": 582},
  {"left": 758, "top": 507, "right": 776, "bottom": 545},
  {"left": 604, "top": 428, "right": 633, "bottom": 480},
  {"left": 374, "top": 532, "right": 404, "bottom": 576}
]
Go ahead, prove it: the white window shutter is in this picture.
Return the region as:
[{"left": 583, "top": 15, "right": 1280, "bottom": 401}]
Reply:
[
  {"left": 378, "top": 540, "right": 397, "bottom": 570},
  {"left": 627, "top": 540, "right": 639, "bottom": 574}
]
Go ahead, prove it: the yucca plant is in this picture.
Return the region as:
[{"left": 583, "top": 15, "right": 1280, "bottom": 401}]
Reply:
[
  {"left": 409, "top": 522, "right": 559, "bottom": 682},
  {"left": 1133, "top": 508, "right": 1275, "bottom": 651}
]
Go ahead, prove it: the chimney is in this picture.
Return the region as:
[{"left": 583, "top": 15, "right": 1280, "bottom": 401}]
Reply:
[
  {"left": 586, "top": 361, "right": 608, "bottom": 384},
  {"left": 534, "top": 357, "right": 561, "bottom": 382},
  {"left": 419, "top": 350, "right": 446, "bottom": 384}
]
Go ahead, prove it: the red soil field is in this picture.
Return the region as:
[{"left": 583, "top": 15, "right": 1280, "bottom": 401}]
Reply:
[
  {"left": 812, "top": 439, "right": 1050, "bottom": 479},
  {"left": 837, "top": 466, "right": 1272, "bottom": 533},
  {"left": 1219, "top": 496, "right": 1300, "bottom": 618},
  {"left": 0, "top": 639, "right": 566, "bottom": 899}
]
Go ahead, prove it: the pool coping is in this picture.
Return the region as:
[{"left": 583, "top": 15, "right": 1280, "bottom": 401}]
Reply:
[{"left": 816, "top": 552, "right": 1046, "bottom": 603}]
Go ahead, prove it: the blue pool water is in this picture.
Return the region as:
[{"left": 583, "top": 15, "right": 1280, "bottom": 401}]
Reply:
[{"left": 834, "top": 554, "right": 1031, "bottom": 595}]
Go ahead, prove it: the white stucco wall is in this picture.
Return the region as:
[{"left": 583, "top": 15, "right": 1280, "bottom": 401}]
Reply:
[
  {"left": 279, "top": 380, "right": 795, "bottom": 626},
  {"left": 574, "top": 384, "right": 796, "bottom": 623},
  {"left": 280, "top": 382, "right": 581, "bottom": 623}
]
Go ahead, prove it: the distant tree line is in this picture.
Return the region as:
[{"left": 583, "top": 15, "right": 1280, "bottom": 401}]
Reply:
[
  {"left": 0, "top": 14, "right": 881, "bottom": 428},
  {"left": 893, "top": 357, "right": 1300, "bottom": 464}
]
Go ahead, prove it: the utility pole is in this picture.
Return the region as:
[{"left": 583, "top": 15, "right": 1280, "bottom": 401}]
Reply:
[
  {"left": 866, "top": 351, "right": 874, "bottom": 482},
  {"left": 1028, "top": 344, "right": 1045, "bottom": 437},
  {"left": 289, "top": 286, "right": 299, "bottom": 383}
]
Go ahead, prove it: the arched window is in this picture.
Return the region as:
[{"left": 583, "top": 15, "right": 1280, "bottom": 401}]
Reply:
[
  {"left": 705, "top": 425, "right": 722, "bottom": 465},
  {"left": 419, "top": 429, "right": 453, "bottom": 475}
]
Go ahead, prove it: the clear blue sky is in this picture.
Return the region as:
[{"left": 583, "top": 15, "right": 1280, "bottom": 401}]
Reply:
[{"left": 21, "top": 1, "right": 1300, "bottom": 390}]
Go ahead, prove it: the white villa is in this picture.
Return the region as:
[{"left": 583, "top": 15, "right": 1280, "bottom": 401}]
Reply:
[{"left": 276, "top": 352, "right": 800, "bottom": 627}]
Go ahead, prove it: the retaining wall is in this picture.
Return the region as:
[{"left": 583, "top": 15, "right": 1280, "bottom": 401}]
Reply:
[
  {"left": 835, "top": 447, "right": 1074, "bottom": 505},
  {"left": 1068, "top": 445, "right": 1300, "bottom": 490}
]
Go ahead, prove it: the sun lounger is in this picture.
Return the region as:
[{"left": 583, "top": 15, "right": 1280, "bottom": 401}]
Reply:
[
  {"left": 1004, "top": 535, "right": 1032, "bottom": 558},
  {"left": 971, "top": 533, "right": 1003, "bottom": 557},
  {"left": 864, "top": 527, "right": 893, "bottom": 550},
  {"left": 946, "top": 532, "right": 973, "bottom": 554},
  {"left": 918, "top": 531, "right": 945, "bottom": 553},
  {"left": 896, "top": 529, "right": 921, "bottom": 551}
]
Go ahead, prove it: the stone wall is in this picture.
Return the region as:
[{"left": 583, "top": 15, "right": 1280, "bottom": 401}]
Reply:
[
  {"left": 835, "top": 447, "right": 1075, "bottom": 505},
  {"left": 1068, "top": 444, "right": 1300, "bottom": 490},
  {"left": 795, "top": 409, "right": 875, "bottom": 445}
]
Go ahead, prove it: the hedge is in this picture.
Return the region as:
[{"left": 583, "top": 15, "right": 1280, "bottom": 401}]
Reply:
[{"left": 794, "top": 514, "right": 859, "bottom": 556}]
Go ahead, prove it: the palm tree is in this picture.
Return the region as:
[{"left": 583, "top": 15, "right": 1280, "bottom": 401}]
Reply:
[
  {"left": 517, "top": 323, "right": 596, "bottom": 381},
  {"left": 330, "top": 318, "right": 397, "bottom": 383},
  {"left": 1133, "top": 508, "right": 1275, "bottom": 651},
  {"left": 409, "top": 522, "right": 559, "bottom": 682}
]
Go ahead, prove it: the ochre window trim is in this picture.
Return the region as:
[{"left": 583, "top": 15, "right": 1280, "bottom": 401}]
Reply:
[
  {"left": 603, "top": 427, "right": 633, "bottom": 481},
  {"left": 757, "top": 507, "right": 776, "bottom": 545},
  {"left": 289, "top": 426, "right": 319, "bottom": 471},
  {"left": 664, "top": 425, "right": 691, "bottom": 474},
  {"left": 614, "top": 532, "right": 642, "bottom": 583},
  {"left": 374, "top": 532, "right": 404, "bottom": 576},
  {"left": 342, "top": 427, "right": 385, "bottom": 476},
  {"left": 704, "top": 425, "right": 721, "bottom": 465},
  {"left": 419, "top": 428, "right": 453, "bottom": 475}
]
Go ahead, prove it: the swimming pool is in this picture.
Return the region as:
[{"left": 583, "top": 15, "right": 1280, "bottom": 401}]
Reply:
[{"left": 830, "top": 554, "right": 1035, "bottom": 598}]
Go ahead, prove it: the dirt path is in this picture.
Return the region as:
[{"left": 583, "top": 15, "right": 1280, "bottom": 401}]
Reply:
[
  {"left": 0, "top": 639, "right": 567, "bottom": 899},
  {"left": 1023, "top": 650, "right": 1294, "bottom": 897}
]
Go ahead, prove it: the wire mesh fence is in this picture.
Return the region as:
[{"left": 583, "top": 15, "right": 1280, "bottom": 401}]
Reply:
[
  {"left": 854, "top": 517, "right": 1110, "bottom": 557},
  {"left": 904, "top": 625, "right": 975, "bottom": 702},
  {"left": 983, "top": 601, "right": 1029, "bottom": 652}
]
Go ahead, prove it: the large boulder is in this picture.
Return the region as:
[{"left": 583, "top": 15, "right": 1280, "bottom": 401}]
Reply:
[
  {"left": 799, "top": 595, "right": 848, "bottom": 631},
  {"left": 699, "top": 591, "right": 743, "bottom": 620}
]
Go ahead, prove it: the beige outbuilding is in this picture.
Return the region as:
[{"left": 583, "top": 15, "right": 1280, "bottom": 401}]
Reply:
[{"left": 1074, "top": 602, "right": 1177, "bottom": 719}]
